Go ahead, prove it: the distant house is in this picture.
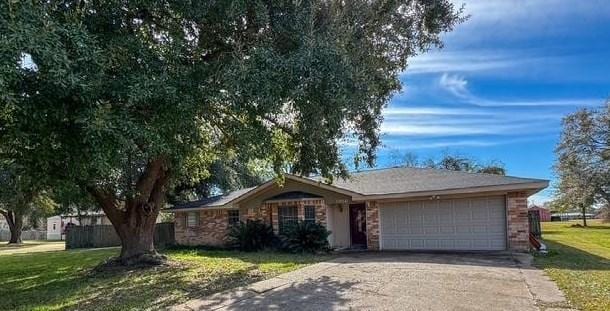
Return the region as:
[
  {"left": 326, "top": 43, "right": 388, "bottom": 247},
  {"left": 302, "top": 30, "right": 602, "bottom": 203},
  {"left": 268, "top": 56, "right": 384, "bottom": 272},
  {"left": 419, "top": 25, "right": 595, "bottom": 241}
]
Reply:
[
  {"left": 529, "top": 205, "right": 551, "bottom": 222},
  {"left": 0, "top": 217, "right": 8, "bottom": 230},
  {"left": 46, "top": 212, "right": 111, "bottom": 240}
]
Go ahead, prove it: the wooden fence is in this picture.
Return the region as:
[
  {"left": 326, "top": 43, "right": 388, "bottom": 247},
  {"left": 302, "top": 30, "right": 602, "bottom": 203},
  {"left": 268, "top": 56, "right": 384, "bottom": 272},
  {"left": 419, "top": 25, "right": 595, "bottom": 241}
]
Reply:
[
  {"left": 528, "top": 209, "right": 542, "bottom": 238},
  {"left": 0, "top": 230, "right": 47, "bottom": 241},
  {"left": 65, "top": 222, "right": 175, "bottom": 249}
]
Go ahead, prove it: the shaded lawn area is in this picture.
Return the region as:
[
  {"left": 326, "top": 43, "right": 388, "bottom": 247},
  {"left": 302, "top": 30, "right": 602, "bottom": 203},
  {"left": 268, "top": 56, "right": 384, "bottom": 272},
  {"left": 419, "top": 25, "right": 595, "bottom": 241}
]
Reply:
[
  {"left": 534, "top": 220, "right": 610, "bottom": 311},
  {"left": 0, "top": 247, "right": 331, "bottom": 311}
]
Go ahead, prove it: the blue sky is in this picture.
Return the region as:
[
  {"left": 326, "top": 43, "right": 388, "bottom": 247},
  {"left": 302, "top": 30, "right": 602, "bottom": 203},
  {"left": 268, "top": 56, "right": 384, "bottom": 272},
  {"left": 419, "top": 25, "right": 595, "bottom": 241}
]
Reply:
[{"left": 345, "top": 0, "right": 610, "bottom": 204}]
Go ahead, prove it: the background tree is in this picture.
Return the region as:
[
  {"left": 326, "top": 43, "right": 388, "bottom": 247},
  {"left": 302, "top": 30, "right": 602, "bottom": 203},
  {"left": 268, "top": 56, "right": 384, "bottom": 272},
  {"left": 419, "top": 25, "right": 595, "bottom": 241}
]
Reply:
[
  {"left": 168, "top": 156, "right": 272, "bottom": 204},
  {"left": 0, "top": 163, "right": 56, "bottom": 244},
  {"left": 554, "top": 104, "right": 610, "bottom": 226},
  {"left": 53, "top": 182, "right": 100, "bottom": 225},
  {"left": 0, "top": 1, "right": 463, "bottom": 264},
  {"left": 389, "top": 150, "right": 506, "bottom": 175}
]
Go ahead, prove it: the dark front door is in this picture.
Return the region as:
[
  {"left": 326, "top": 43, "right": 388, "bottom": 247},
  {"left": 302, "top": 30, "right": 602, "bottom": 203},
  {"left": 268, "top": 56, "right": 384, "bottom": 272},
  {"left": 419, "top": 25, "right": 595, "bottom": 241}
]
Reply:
[{"left": 349, "top": 203, "right": 367, "bottom": 247}]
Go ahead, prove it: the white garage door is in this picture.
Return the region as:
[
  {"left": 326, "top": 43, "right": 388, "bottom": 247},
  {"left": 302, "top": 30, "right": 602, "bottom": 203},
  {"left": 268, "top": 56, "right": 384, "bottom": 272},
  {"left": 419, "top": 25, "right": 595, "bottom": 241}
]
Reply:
[{"left": 380, "top": 196, "right": 506, "bottom": 251}]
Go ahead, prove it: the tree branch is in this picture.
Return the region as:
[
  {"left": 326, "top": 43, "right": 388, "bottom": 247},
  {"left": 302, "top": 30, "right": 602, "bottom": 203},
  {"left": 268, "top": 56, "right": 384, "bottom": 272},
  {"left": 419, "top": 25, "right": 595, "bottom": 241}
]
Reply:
[
  {"left": 262, "top": 115, "right": 295, "bottom": 137},
  {"left": 85, "top": 185, "right": 124, "bottom": 223},
  {"left": 134, "top": 157, "right": 167, "bottom": 204}
]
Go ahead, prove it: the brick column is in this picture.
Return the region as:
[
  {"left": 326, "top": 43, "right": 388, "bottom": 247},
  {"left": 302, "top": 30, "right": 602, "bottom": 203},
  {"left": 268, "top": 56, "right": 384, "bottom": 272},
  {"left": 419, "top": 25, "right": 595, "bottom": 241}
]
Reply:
[
  {"left": 174, "top": 211, "right": 186, "bottom": 244},
  {"left": 507, "top": 192, "right": 529, "bottom": 251},
  {"left": 314, "top": 200, "right": 327, "bottom": 226},
  {"left": 297, "top": 201, "right": 305, "bottom": 220},
  {"left": 270, "top": 204, "right": 279, "bottom": 233},
  {"left": 366, "top": 200, "right": 380, "bottom": 250}
]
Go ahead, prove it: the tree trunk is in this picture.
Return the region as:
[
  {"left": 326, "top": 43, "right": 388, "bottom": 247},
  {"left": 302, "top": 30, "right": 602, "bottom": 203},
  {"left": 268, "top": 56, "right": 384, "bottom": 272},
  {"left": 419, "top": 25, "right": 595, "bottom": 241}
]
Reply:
[
  {"left": 3, "top": 211, "right": 23, "bottom": 245},
  {"left": 582, "top": 205, "right": 588, "bottom": 227},
  {"left": 112, "top": 206, "right": 163, "bottom": 265},
  {"left": 88, "top": 157, "right": 170, "bottom": 266}
]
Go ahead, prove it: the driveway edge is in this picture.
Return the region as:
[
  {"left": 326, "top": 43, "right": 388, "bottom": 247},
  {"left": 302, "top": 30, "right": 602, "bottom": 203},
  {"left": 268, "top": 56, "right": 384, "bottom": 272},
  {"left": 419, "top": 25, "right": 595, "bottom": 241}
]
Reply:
[{"left": 512, "top": 253, "right": 576, "bottom": 311}]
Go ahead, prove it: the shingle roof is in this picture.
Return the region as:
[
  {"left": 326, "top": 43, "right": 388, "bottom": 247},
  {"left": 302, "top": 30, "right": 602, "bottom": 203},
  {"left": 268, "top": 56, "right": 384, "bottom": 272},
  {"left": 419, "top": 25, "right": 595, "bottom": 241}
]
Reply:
[
  {"left": 172, "top": 186, "right": 257, "bottom": 210},
  {"left": 170, "top": 167, "right": 548, "bottom": 210},
  {"left": 313, "top": 167, "right": 547, "bottom": 195}
]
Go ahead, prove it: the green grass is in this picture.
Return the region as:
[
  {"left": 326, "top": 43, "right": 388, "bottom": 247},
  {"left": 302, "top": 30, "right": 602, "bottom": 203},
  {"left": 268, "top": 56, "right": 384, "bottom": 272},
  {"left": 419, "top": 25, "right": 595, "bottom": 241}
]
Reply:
[
  {"left": 534, "top": 220, "right": 610, "bottom": 311},
  {"left": 0, "top": 240, "right": 54, "bottom": 248},
  {"left": 0, "top": 247, "right": 331, "bottom": 311},
  {"left": 0, "top": 241, "right": 65, "bottom": 255}
]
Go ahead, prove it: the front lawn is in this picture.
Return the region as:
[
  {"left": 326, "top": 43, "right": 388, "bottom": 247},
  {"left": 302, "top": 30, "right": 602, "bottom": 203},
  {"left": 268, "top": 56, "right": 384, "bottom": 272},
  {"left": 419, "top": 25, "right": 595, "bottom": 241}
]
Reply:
[
  {"left": 534, "top": 220, "right": 610, "bottom": 311},
  {"left": 0, "top": 241, "right": 65, "bottom": 255},
  {"left": 0, "top": 247, "right": 330, "bottom": 311}
]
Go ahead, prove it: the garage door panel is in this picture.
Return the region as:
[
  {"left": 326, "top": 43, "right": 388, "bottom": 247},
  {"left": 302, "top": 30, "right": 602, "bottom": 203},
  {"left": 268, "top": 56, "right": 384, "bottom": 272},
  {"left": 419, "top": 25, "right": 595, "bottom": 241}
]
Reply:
[
  {"left": 440, "top": 226, "right": 455, "bottom": 234},
  {"left": 410, "top": 226, "right": 424, "bottom": 234},
  {"left": 454, "top": 209, "right": 471, "bottom": 222},
  {"left": 380, "top": 196, "right": 506, "bottom": 251},
  {"left": 489, "top": 225, "right": 505, "bottom": 234},
  {"left": 472, "top": 225, "right": 487, "bottom": 233},
  {"left": 425, "top": 226, "right": 440, "bottom": 234}
]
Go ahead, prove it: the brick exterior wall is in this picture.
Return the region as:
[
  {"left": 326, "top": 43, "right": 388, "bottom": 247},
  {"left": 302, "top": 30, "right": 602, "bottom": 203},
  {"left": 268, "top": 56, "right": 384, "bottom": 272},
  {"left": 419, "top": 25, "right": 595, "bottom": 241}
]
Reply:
[
  {"left": 175, "top": 193, "right": 531, "bottom": 251},
  {"left": 175, "top": 210, "right": 231, "bottom": 246},
  {"left": 507, "top": 192, "right": 530, "bottom": 251},
  {"left": 247, "top": 205, "right": 271, "bottom": 223},
  {"left": 175, "top": 199, "right": 329, "bottom": 247},
  {"left": 365, "top": 200, "right": 380, "bottom": 250}
]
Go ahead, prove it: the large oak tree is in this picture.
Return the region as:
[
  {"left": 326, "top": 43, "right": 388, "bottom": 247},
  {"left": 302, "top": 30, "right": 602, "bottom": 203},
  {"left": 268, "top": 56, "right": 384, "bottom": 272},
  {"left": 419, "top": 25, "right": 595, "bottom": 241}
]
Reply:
[{"left": 1, "top": 0, "right": 463, "bottom": 264}]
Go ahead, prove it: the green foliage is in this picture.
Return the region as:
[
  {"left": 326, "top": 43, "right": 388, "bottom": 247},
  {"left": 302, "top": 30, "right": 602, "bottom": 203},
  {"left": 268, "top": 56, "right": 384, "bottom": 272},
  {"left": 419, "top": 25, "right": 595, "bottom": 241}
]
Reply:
[
  {"left": 554, "top": 103, "right": 610, "bottom": 216},
  {"left": 52, "top": 182, "right": 99, "bottom": 217},
  {"left": 389, "top": 150, "right": 506, "bottom": 175},
  {"left": 0, "top": 162, "right": 56, "bottom": 229},
  {"left": 279, "top": 222, "right": 331, "bottom": 253},
  {"left": 169, "top": 156, "right": 273, "bottom": 204},
  {"left": 0, "top": 1, "right": 463, "bottom": 252},
  {"left": 227, "top": 220, "right": 276, "bottom": 252},
  {"left": 0, "top": 0, "right": 463, "bottom": 190}
]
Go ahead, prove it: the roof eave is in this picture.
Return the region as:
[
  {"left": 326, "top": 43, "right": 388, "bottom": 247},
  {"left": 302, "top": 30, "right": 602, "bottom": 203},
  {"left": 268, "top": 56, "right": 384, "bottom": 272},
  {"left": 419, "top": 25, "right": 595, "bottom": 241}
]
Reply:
[
  {"left": 164, "top": 204, "right": 237, "bottom": 213},
  {"left": 354, "top": 181, "right": 549, "bottom": 201}
]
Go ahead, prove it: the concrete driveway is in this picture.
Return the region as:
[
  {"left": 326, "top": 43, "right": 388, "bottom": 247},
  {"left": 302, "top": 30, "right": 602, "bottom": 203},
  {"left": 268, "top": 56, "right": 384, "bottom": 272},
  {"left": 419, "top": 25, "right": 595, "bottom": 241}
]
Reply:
[{"left": 172, "top": 252, "right": 574, "bottom": 311}]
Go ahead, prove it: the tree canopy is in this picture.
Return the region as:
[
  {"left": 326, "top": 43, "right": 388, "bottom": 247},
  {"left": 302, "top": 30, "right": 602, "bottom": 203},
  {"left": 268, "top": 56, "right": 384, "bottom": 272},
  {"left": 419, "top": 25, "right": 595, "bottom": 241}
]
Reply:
[
  {"left": 389, "top": 150, "right": 506, "bottom": 175},
  {"left": 0, "top": 162, "right": 56, "bottom": 243},
  {"left": 0, "top": 0, "right": 463, "bottom": 263},
  {"left": 554, "top": 103, "right": 610, "bottom": 224}
]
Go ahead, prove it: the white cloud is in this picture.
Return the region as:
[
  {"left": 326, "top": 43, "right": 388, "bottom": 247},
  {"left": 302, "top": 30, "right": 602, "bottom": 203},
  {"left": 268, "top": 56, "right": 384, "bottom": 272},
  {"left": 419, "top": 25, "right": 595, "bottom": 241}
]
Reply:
[
  {"left": 447, "top": 0, "right": 610, "bottom": 44},
  {"left": 380, "top": 121, "right": 556, "bottom": 137},
  {"left": 380, "top": 135, "right": 556, "bottom": 150},
  {"left": 383, "top": 106, "right": 490, "bottom": 116},
  {"left": 473, "top": 98, "right": 602, "bottom": 108},
  {"left": 434, "top": 72, "right": 603, "bottom": 108},
  {"left": 438, "top": 73, "right": 469, "bottom": 98},
  {"left": 406, "top": 50, "right": 525, "bottom": 75}
]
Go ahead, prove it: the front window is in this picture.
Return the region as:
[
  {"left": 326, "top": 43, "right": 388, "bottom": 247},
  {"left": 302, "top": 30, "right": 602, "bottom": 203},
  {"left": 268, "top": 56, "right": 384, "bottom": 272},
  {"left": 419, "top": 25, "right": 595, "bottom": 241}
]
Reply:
[
  {"left": 278, "top": 206, "right": 298, "bottom": 233},
  {"left": 186, "top": 212, "right": 199, "bottom": 227},
  {"left": 228, "top": 210, "right": 240, "bottom": 226},
  {"left": 304, "top": 206, "right": 316, "bottom": 224}
]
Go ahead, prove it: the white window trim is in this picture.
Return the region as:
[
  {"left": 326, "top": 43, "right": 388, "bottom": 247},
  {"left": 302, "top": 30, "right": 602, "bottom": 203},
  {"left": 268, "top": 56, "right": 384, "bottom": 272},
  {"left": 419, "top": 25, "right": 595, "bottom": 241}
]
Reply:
[{"left": 186, "top": 212, "right": 199, "bottom": 227}]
